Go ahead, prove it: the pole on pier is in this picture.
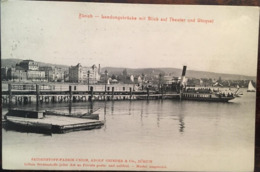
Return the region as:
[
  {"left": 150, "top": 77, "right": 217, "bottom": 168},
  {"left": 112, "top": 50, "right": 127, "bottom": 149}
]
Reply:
[
  {"left": 24, "top": 97, "right": 28, "bottom": 104},
  {"left": 112, "top": 87, "right": 114, "bottom": 100},
  {"left": 105, "top": 70, "right": 108, "bottom": 95},
  {"left": 8, "top": 83, "right": 12, "bottom": 108},
  {"left": 69, "top": 85, "right": 72, "bottom": 102},
  {"left": 130, "top": 87, "right": 132, "bottom": 99},
  {"left": 87, "top": 70, "right": 90, "bottom": 91},
  {"left": 69, "top": 101, "right": 72, "bottom": 114},
  {"left": 90, "top": 86, "right": 94, "bottom": 101},
  {"left": 36, "top": 84, "right": 40, "bottom": 105},
  {"left": 90, "top": 102, "right": 94, "bottom": 114},
  {"left": 146, "top": 88, "right": 150, "bottom": 100},
  {"left": 161, "top": 85, "right": 164, "bottom": 99}
]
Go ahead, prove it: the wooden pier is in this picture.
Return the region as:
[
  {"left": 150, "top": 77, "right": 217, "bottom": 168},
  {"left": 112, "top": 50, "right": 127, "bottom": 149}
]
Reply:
[{"left": 2, "top": 83, "right": 180, "bottom": 105}]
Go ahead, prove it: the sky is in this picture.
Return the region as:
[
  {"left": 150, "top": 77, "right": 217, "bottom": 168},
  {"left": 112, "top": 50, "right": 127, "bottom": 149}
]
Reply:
[{"left": 2, "top": 1, "right": 259, "bottom": 76}]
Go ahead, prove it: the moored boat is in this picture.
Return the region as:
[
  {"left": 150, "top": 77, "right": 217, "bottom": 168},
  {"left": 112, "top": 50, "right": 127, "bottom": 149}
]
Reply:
[
  {"left": 44, "top": 110, "right": 99, "bottom": 120},
  {"left": 5, "top": 109, "right": 45, "bottom": 118},
  {"left": 234, "top": 91, "right": 243, "bottom": 97},
  {"left": 233, "top": 86, "right": 243, "bottom": 97}
]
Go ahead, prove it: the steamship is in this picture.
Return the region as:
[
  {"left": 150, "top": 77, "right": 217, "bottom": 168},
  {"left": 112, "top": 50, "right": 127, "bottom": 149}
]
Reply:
[
  {"left": 178, "top": 66, "right": 235, "bottom": 102},
  {"left": 181, "top": 89, "right": 235, "bottom": 102}
]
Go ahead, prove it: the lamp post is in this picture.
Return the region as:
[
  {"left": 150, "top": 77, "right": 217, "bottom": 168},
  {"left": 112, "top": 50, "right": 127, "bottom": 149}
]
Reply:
[
  {"left": 12, "top": 70, "right": 14, "bottom": 82},
  {"left": 133, "top": 76, "right": 135, "bottom": 92},
  {"left": 105, "top": 70, "right": 108, "bottom": 94},
  {"left": 141, "top": 73, "right": 145, "bottom": 90},
  {"left": 19, "top": 70, "right": 21, "bottom": 82},
  {"left": 159, "top": 73, "right": 162, "bottom": 93},
  {"left": 87, "top": 70, "right": 90, "bottom": 91}
]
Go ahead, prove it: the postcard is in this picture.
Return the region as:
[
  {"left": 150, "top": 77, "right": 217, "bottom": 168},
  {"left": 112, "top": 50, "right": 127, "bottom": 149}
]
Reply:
[{"left": 1, "top": 1, "right": 259, "bottom": 171}]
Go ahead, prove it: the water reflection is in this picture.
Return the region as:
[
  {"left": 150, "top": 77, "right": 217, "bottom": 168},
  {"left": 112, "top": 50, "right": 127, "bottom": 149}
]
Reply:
[
  {"left": 111, "top": 101, "right": 114, "bottom": 115},
  {"left": 156, "top": 100, "right": 163, "bottom": 128},
  {"left": 140, "top": 101, "right": 144, "bottom": 127},
  {"left": 129, "top": 101, "right": 132, "bottom": 115},
  {"left": 179, "top": 117, "right": 185, "bottom": 133},
  {"left": 178, "top": 102, "right": 185, "bottom": 133},
  {"left": 145, "top": 100, "right": 150, "bottom": 117},
  {"left": 103, "top": 101, "right": 107, "bottom": 131}
]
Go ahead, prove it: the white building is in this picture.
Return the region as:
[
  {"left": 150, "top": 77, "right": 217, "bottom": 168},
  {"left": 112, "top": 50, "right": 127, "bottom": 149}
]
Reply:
[{"left": 69, "top": 63, "right": 100, "bottom": 84}]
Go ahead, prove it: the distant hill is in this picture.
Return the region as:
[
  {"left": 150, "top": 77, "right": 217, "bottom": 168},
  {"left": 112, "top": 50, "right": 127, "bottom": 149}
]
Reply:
[
  {"left": 1, "top": 58, "right": 255, "bottom": 81},
  {"left": 1, "top": 58, "right": 23, "bottom": 68},
  {"left": 101, "top": 67, "right": 256, "bottom": 81},
  {"left": 1, "top": 58, "right": 69, "bottom": 69}
]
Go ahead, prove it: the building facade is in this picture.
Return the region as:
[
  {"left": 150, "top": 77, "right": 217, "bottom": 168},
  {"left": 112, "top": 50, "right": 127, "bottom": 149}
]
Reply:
[
  {"left": 16, "top": 60, "right": 39, "bottom": 71},
  {"left": 69, "top": 63, "right": 100, "bottom": 84},
  {"left": 5, "top": 60, "right": 46, "bottom": 81},
  {"left": 39, "top": 66, "right": 65, "bottom": 82},
  {"left": 53, "top": 67, "right": 65, "bottom": 82},
  {"left": 39, "top": 66, "right": 53, "bottom": 81},
  {"left": 27, "top": 70, "right": 45, "bottom": 80}
]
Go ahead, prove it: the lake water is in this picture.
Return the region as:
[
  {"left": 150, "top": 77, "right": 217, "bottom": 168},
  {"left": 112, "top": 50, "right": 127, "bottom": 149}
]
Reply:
[{"left": 2, "top": 89, "right": 256, "bottom": 171}]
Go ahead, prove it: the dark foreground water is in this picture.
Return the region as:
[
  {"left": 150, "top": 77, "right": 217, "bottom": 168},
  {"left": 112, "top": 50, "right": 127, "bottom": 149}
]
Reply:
[{"left": 2, "top": 90, "right": 256, "bottom": 171}]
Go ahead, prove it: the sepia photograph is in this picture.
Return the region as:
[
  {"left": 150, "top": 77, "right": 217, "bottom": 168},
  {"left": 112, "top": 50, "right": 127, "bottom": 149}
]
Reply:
[{"left": 1, "top": 1, "right": 259, "bottom": 171}]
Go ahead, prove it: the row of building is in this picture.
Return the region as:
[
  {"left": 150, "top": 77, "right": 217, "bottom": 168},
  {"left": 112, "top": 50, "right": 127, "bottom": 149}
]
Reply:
[
  {"left": 1, "top": 60, "right": 101, "bottom": 84},
  {"left": 1, "top": 59, "right": 183, "bottom": 86}
]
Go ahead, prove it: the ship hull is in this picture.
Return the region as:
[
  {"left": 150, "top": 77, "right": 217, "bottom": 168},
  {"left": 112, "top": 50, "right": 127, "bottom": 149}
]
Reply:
[
  {"left": 182, "top": 97, "right": 234, "bottom": 102},
  {"left": 182, "top": 93, "right": 234, "bottom": 102},
  {"left": 44, "top": 110, "right": 99, "bottom": 120}
]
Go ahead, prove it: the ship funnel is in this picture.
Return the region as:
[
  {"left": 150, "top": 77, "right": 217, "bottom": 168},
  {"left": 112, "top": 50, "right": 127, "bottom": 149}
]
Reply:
[
  {"left": 180, "top": 65, "right": 187, "bottom": 87},
  {"left": 98, "top": 64, "right": 101, "bottom": 74},
  {"left": 181, "top": 65, "right": 187, "bottom": 77}
]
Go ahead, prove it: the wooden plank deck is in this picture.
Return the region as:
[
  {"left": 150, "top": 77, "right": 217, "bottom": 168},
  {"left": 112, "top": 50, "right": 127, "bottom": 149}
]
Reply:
[{"left": 5, "top": 115, "right": 104, "bottom": 133}]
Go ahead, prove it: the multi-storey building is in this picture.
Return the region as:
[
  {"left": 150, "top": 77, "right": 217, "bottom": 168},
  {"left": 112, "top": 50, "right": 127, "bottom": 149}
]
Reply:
[
  {"left": 16, "top": 60, "right": 39, "bottom": 71},
  {"left": 5, "top": 60, "right": 45, "bottom": 81},
  {"left": 39, "top": 66, "right": 65, "bottom": 82},
  {"left": 39, "top": 66, "right": 53, "bottom": 81},
  {"left": 69, "top": 63, "right": 100, "bottom": 84},
  {"left": 27, "top": 70, "right": 45, "bottom": 80},
  {"left": 7, "top": 67, "right": 27, "bottom": 81},
  {"left": 53, "top": 67, "right": 65, "bottom": 82}
]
